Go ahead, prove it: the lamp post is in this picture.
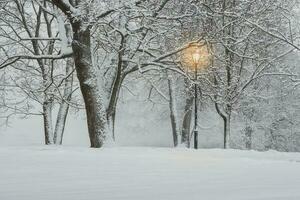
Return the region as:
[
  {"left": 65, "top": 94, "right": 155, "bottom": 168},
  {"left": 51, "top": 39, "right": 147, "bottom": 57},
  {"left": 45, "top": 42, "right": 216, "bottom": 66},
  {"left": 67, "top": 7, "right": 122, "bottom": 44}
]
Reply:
[
  {"left": 181, "top": 43, "right": 211, "bottom": 148},
  {"left": 192, "top": 50, "right": 201, "bottom": 149}
]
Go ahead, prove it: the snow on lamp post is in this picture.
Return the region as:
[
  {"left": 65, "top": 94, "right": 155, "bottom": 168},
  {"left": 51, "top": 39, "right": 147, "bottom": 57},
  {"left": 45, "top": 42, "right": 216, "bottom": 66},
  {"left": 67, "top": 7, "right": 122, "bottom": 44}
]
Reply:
[
  {"left": 192, "top": 49, "right": 201, "bottom": 149},
  {"left": 180, "top": 42, "right": 212, "bottom": 149}
]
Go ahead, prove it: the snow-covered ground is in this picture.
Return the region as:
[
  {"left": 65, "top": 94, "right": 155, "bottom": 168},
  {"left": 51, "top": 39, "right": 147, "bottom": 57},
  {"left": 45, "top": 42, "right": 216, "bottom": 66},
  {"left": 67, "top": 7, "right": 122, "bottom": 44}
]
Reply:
[{"left": 0, "top": 147, "right": 300, "bottom": 200}]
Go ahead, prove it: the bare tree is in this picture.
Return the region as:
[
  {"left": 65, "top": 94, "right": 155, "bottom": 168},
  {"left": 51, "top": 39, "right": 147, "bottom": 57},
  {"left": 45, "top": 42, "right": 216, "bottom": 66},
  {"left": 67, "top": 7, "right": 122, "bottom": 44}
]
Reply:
[
  {"left": 0, "top": 0, "right": 76, "bottom": 145},
  {"left": 199, "top": 0, "right": 298, "bottom": 148}
]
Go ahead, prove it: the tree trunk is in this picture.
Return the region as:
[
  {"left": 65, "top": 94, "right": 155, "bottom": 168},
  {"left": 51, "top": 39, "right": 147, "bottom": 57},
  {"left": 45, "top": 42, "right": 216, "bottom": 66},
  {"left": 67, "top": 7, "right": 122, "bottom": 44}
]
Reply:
[
  {"left": 53, "top": 58, "right": 74, "bottom": 145},
  {"left": 214, "top": 100, "right": 231, "bottom": 149},
  {"left": 245, "top": 125, "right": 252, "bottom": 150},
  {"left": 71, "top": 22, "right": 108, "bottom": 148},
  {"left": 168, "top": 78, "right": 180, "bottom": 147},
  {"left": 43, "top": 99, "right": 54, "bottom": 145},
  {"left": 106, "top": 32, "right": 126, "bottom": 141},
  {"left": 106, "top": 74, "right": 125, "bottom": 141},
  {"left": 181, "top": 80, "right": 194, "bottom": 147},
  {"left": 223, "top": 114, "right": 231, "bottom": 149}
]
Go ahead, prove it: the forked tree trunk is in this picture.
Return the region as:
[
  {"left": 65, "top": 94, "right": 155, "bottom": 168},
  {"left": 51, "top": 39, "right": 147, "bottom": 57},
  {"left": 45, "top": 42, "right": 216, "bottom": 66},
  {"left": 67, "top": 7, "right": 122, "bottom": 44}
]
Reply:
[
  {"left": 215, "top": 102, "right": 231, "bottom": 149},
  {"left": 53, "top": 58, "right": 74, "bottom": 145},
  {"left": 106, "top": 33, "right": 126, "bottom": 141},
  {"left": 72, "top": 22, "right": 108, "bottom": 148},
  {"left": 212, "top": 0, "right": 234, "bottom": 149}
]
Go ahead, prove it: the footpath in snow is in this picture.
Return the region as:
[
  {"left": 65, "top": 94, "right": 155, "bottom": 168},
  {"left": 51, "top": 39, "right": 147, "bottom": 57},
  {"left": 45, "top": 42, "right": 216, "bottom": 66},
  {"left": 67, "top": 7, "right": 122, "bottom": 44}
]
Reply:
[{"left": 0, "top": 146, "right": 300, "bottom": 200}]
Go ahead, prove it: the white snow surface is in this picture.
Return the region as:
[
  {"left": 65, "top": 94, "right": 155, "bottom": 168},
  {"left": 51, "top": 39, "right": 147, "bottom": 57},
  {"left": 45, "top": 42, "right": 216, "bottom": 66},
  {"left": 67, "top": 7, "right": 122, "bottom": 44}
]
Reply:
[{"left": 0, "top": 146, "right": 300, "bottom": 200}]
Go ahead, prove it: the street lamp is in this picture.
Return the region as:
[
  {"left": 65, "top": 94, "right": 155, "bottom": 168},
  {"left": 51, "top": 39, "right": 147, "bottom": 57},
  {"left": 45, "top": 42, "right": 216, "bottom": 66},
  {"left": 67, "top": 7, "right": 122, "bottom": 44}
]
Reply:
[
  {"left": 192, "top": 49, "right": 201, "bottom": 149},
  {"left": 180, "top": 42, "right": 212, "bottom": 149}
]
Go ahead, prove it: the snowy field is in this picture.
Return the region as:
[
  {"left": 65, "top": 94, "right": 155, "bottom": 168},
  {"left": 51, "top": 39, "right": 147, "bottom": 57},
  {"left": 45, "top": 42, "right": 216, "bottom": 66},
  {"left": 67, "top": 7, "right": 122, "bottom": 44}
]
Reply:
[{"left": 0, "top": 147, "right": 300, "bottom": 200}]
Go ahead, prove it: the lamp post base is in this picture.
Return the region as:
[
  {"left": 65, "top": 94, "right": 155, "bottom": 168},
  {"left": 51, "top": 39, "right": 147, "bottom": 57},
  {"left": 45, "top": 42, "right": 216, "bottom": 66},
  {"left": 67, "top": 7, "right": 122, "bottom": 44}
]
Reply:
[{"left": 194, "top": 130, "right": 198, "bottom": 149}]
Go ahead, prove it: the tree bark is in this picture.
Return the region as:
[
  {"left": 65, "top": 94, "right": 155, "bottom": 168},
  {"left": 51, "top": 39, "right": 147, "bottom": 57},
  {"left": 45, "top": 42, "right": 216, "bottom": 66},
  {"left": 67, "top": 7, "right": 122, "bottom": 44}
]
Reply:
[
  {"left": 106, "top": 33, "right": 126, "bottom": 141},
  {"left": 245, "top": 125, "right": 252, "bottom": 150},
  {"left": 168, "top": 78, "right": 180, "bottom": 147},
  {"left": 223, "top": 114, "right": 231, "bottom": 149},
  {"left": 43, "top": 99, "right": 54, "bottom": 145},
  {"left": 181, "top": 80, "right": 194, "bottom": 147},
  {"left": 106, "top": 74, "right": 125, "bottom": 141},
  {"left": 71, "top": 22, "right": 108, "bottom": 148},
  {"left": 53, "top": 58, "right": 74, "bottom": 145}
]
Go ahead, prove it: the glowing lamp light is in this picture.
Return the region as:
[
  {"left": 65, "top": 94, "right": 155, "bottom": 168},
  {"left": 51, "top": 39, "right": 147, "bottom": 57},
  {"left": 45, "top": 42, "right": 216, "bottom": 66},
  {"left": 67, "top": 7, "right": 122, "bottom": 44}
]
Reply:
[
  {"left": 180, "top": 42, "right": 212, "bottom": 72},
  {"left": 192, "top": 49, "right": 201, "bottom": 65}
]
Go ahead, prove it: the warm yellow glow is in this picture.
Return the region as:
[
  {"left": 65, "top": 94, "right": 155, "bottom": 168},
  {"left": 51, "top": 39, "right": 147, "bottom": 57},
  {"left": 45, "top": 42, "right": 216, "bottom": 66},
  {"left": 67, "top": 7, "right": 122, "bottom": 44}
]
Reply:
[
  {"left": 192, "top": 49, "right": 201, "bottom": 64},
  {"left": 181, "top": 42, "right": 212, "bottom": 71}
]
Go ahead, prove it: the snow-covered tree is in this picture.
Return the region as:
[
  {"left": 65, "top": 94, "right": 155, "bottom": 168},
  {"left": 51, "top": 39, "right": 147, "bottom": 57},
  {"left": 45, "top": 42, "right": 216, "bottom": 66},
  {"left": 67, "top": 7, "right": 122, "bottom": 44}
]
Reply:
[{"left": 0, "top": 0, "right": 77, "bottom": 145}]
